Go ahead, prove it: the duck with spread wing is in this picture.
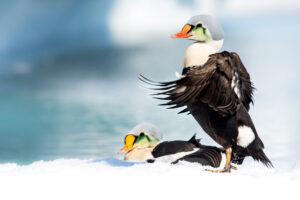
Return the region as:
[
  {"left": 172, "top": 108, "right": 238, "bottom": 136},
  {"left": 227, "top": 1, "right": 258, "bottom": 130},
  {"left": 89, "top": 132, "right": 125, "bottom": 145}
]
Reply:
[{"left": 139, "top": 15, "right": 272, "bottom": 172}]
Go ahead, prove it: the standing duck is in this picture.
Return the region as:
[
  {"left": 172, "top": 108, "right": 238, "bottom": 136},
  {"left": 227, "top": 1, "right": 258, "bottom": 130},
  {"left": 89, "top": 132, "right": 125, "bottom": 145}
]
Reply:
[{"left": 139, "top": 15, "right": 272, "bottom": 172}]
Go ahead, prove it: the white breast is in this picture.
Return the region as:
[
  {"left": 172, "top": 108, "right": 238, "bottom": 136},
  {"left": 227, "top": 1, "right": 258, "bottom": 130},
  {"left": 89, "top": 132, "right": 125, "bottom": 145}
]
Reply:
[
  {"left": 124, "top": 147, "right": 154, "bottom": 161},
  {"left": 183, "top": 40, "right": 223, "bottom": 68},
  {"left": 184, "top": 43, "right": 212, "bottom": 67}
]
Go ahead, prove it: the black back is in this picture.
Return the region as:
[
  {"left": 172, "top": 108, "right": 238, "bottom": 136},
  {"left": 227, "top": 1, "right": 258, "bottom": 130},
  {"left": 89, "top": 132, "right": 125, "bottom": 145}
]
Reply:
[{"left": 152, "top": 135, "right": 199, "bottom": 158}]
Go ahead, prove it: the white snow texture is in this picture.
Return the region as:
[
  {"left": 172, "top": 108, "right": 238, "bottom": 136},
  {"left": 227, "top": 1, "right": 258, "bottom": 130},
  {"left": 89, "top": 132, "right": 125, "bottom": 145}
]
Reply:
[{"left": 0, "top": 158, "right": 299, "bottom": 200}]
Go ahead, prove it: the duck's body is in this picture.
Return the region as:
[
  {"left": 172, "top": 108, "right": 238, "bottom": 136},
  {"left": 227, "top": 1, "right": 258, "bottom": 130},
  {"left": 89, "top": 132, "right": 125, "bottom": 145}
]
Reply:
[
  {"left": 120, "top": 127, "right": 239, "bottom": 168},
  {"left": 139, "top": 15, "right": 272, "bottom": 171},
  {"left": 148, "top": 135, "right": 230, "bottom": 168},
  {"left": 175, "top": 144, "right": 228, "bottom": 168},
  {"left": 187, "top": 86, "right": 265, "bottom": 164},
  {"left": 148, "top": 135, "right": 201, "bottom": 163}
]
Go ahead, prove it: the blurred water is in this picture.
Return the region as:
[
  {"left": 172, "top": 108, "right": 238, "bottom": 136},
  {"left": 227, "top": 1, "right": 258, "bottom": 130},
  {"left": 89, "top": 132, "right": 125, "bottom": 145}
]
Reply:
[
  {"left": 0, "top": 16, "right": 299, "bottom": 167},
  {"left": 0, "top": 0, "right": 114, "bottom": 75}
]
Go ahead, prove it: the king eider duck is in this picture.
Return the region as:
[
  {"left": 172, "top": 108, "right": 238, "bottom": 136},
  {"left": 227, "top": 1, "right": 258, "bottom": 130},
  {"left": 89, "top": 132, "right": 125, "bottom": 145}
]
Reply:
[
  {"left": 139, "top": 15, "right": 273, "bottom": 172},
  {"left": 118, "top": 124, "right": 240, "bottom": 169}
]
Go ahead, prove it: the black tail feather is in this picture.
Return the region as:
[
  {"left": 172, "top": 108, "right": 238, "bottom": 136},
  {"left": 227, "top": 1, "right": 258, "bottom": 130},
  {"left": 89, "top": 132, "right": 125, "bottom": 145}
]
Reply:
[
  {"left": 248, "top": 148, "right": 273, "bottom": 168},
  {"left": 138, "top": 74, "right": 177, "bottom": 86},
  {"left": 178, "top": 107, "right": 190, "bottom": 114},
  {"left": 187, "top": 134, "right": 201, "bottom": 147}
]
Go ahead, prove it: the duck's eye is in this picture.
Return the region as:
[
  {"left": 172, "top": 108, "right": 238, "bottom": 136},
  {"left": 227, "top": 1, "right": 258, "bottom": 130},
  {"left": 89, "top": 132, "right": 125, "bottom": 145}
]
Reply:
[
  {"left": 139, "top": 132, "right": 145, "bottom": 136},
  {"left": 187, "top": 24, "right": 194, "bottom": 33},
  {"left": 196, "top": 23, "right": 202, "bottom": 28}
]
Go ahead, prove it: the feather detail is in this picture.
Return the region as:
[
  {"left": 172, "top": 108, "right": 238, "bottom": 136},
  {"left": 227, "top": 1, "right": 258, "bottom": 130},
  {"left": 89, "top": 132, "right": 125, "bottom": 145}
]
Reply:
[{"left": 138, "top": 51, "right": 254, "bottom": 116}]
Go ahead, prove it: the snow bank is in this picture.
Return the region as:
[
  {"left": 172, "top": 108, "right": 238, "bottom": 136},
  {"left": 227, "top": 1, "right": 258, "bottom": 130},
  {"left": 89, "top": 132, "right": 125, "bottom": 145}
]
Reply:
[{"left": 0, "top": 158, "right": 299, "bottom": 200}]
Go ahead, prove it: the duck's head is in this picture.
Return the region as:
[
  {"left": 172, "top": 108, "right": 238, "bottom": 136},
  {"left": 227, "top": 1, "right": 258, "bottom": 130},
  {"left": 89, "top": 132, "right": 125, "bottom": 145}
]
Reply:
[
  {"left": 172, "top": 15, "right": 224, "bottom": 43},
  {"left": 118, "top": 132, "right": 159, "bottom": 154},
  {"left": 118, "top": 123, "right": 162, "bottom": 154}
]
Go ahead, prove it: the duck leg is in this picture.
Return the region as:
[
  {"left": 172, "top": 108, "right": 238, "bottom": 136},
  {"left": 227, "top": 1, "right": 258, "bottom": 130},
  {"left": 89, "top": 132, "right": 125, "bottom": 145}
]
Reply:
[{"left": 206, "top": 147, "right": 232, "bottom": 173}]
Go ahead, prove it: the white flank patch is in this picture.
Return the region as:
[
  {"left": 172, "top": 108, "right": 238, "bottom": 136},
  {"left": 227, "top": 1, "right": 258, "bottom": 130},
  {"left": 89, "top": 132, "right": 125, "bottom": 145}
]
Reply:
[
  {"left": 218, "top": 152, "right": 227, "bottom": 169},
  {"left": 154, "top": 148, "right": 199, "bottom": 163},
  {"left": 237, "top": 126, "right": 255, "bottom": 148}
]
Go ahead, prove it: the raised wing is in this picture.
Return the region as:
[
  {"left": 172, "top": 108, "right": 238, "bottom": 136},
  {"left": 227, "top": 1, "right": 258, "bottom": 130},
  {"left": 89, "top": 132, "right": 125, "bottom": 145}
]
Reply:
[
  {"left": 231, "top": 52, "right": 254, "bottom": 111},
  {"left": 139, "top": 51, "right": 253, "bottom": 116}
]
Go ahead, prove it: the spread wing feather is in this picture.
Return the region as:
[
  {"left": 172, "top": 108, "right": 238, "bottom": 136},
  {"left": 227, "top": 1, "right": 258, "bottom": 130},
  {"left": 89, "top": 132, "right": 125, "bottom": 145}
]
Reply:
[
  {"left": 139, "top": 51, "right": 254, "bottom": 116},
  {"left": 231, "top": 53, "right": 254, "bottom": 111}
]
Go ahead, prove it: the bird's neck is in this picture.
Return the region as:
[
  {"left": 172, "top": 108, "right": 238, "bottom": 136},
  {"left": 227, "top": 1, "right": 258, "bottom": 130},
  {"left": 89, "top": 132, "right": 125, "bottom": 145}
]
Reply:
[{"left": 183, "top": 40, "right": 223, "bottom": 68}]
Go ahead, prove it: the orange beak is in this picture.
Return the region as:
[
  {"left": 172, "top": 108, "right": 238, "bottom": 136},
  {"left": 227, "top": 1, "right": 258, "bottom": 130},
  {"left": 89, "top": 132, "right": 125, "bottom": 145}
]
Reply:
[
  {"left": 172, "top": 24, "right": 192, "bottom": 38},
  {"left": 118, "top": 145, "right": 136, "bottom": 154}
]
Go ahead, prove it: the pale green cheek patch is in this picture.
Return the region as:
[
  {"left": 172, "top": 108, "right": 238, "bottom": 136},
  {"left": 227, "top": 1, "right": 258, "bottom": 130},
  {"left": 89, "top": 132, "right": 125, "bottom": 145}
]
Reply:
[
  {"left": 134, "top": 134, "right": 159, "bottom": 148},
  {"left": 191, "top": 27, "right": 212, "bottom": 42}
]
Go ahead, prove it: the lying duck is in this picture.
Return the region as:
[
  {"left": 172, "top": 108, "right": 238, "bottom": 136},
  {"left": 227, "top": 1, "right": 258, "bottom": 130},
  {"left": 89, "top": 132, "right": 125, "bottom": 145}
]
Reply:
[{"left": 118, "top": 123, "right": 242, "bottom": 169}]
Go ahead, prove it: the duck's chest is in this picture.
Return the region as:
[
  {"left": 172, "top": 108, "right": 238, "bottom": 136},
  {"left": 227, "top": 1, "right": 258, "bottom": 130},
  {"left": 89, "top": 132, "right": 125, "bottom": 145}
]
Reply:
[
  {"left": 124, "top": 148, "right": 154, "bottom": 161},
  {"left": 183, "top": 42, "right": 219, "bottom": 68}
]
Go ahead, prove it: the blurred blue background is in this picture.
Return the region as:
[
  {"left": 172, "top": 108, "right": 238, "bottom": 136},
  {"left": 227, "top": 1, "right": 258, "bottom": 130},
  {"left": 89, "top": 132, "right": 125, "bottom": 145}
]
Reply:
[{"left": 0, "top": 0, "right": 299, "bottom": 165}]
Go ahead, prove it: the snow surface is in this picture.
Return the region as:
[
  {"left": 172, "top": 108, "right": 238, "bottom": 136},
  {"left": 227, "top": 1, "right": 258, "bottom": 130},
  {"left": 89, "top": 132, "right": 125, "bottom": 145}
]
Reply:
[{"left": 0, "top": 158, "right": 299, "bottom": 200}]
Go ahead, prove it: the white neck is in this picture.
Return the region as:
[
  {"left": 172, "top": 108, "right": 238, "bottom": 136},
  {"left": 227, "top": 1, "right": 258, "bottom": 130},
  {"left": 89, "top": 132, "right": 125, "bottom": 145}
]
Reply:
[{"left": 183, "top": 40, "right": 223, "bottom": 68}]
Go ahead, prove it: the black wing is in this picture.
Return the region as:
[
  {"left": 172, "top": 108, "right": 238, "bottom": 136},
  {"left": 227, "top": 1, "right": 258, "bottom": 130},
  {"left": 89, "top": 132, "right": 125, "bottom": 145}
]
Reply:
[
  {"left": 231, "top": 52, "right": 254, "bottom": 111},
  {"left": 139, "top": 51, "right": 254, "bottom": 116},
  {"left": 173, "top": 147, "right": 224, "bottom": 168},
  {"left": 151, "top": 140, "right": 197, "bottom": 158}
]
